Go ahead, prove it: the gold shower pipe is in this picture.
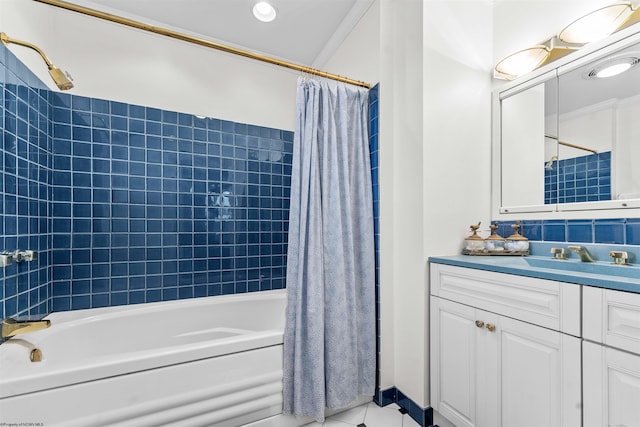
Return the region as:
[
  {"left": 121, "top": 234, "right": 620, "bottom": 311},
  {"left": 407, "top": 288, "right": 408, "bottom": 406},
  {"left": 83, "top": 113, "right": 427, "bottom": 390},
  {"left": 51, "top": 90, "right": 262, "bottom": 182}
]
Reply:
[
  {"left": 33, "top": 0, "right": 372, "bottom": 89},
  {"left": 0, "top": 32, "right": 74, "bottom": 90},
  {"left": 1, "top": 32, "right": 53, "bottom": 69},
  {"left": 559, "top": 140, "right": 597, "bottom": 154},
  {"left": 545, "top": 135, "right": 598, "bottom": 154}
]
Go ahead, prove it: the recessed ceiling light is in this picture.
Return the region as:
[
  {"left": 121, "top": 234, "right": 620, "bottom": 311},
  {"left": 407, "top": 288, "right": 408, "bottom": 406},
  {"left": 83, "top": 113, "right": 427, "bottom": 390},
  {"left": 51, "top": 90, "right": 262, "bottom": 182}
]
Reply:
[
  {"left": 253, "top": 1, "right": 277, "bottom": 23},
  {"left": 586, "top": 54, "right": 640, "bottom": 78},
  {"left": 596, "top": 62, "right": 632, "bottom": 77}
]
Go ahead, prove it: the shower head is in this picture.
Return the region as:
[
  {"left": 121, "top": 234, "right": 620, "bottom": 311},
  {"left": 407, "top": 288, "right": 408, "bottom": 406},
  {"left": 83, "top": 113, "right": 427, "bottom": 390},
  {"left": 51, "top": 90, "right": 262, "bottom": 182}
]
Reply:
[
  {"left": 1, "top": 32, "right": 74, "bottom": 90},
  {"left": 545, "top": 155, "right": 558, "bottom": 170},
  {"left": 48, "top": 67, "right": 74, "bottom": 91}
]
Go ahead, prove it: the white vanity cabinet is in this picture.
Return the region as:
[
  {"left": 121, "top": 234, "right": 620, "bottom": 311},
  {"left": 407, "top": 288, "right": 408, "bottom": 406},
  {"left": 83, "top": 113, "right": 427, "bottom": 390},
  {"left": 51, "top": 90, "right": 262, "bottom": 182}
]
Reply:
[
  {"left": 582, "top": 286, "right": 640, "bottom": 427},
  {"left": 430, "top": 263, "right": 582, "bottom": 427}
]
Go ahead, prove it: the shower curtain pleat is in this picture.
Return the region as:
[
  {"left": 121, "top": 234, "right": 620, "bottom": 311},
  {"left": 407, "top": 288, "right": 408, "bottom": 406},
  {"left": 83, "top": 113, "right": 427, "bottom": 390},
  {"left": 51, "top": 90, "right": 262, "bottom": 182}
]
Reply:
[{"left": 283, "top": 77, "right": 375, "bottom": 422}]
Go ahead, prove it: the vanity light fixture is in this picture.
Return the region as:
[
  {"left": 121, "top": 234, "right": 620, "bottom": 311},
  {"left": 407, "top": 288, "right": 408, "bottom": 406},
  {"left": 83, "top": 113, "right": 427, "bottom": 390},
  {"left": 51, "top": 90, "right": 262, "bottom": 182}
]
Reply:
[
  {"left": 558, "top": 2, "right": 635, "bottom": 44},
  {"left": 494, "top": 45, "right": 551, "bottom": 79},
  {"left": 495, "top": 37, "right": 578, "bottom": 80},
  {"left": 253, "top": 1, "right": 277, "bottom": 23},
  {"left": 495, "top": 2, "right": 640, "bottom": 80}
]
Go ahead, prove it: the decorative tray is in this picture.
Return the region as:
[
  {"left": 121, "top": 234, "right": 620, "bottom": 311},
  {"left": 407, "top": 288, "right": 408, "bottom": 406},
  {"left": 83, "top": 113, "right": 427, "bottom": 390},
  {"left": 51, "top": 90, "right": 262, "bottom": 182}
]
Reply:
[{"left": 462, "top": 249, "right": 529, "bottom": 256}]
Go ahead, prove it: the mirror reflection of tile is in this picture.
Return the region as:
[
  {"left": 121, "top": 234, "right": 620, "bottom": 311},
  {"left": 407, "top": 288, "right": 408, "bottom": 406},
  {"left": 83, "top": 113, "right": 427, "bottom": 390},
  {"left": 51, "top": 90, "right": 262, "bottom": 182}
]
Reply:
[{"left": 545, "top": 151, "right": 611, "bottom": 204}]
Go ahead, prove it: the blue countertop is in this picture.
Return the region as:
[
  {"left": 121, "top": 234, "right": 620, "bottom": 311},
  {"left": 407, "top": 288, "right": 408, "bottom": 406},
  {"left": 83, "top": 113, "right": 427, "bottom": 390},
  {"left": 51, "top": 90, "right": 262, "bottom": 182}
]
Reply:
[{"left": 429, "top": 250, "right": 640, "bottom": 293}]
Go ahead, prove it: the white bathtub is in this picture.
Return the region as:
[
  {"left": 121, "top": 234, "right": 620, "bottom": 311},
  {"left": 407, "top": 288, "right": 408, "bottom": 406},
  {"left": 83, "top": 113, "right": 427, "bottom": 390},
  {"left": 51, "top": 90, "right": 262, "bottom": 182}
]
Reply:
[{"left": 0, "top": 289, "right": 297, "bottom": 427}]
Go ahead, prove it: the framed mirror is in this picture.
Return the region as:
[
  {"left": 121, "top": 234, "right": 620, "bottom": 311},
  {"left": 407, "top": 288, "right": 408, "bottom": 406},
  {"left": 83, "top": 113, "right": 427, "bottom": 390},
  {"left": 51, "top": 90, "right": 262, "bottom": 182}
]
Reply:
[
  {"left": 557, "top": 39, "right": 640, "bottom": 210},
  {"left": 499, "top": 73, "right": 557, "bottom": 213},
  {"left": 496, "top": 30, "right": 640, "bottom": 215}
]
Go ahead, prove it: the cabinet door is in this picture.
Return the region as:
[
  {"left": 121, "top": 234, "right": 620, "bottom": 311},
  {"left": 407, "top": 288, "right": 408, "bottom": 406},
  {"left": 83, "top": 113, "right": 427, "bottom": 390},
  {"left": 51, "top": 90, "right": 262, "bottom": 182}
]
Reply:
[
  {"left": 583, "top": 341, "right": 640, "bottom": 427},
  {"left": 431, "top": 297, "right": 483, "bottom": 427},
  {"left": 498, "top": 316, "right": 582, "bottom": 427},
  {"left": 431, "top": 297, "right": 581, "bottom": 427}
]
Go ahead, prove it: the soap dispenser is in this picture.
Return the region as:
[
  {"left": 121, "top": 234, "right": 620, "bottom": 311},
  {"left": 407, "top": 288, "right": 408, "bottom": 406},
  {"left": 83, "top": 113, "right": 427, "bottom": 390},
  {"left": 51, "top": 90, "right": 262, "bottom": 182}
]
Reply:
[
  {"left": 505, "top": 220, "right": 529, "bottom": 253},
  {"left": 484, "top": 222, "right": 506, "bottom": 252},
  {"left": 464, "top": 222, "right": 485, "bottom": 253}
]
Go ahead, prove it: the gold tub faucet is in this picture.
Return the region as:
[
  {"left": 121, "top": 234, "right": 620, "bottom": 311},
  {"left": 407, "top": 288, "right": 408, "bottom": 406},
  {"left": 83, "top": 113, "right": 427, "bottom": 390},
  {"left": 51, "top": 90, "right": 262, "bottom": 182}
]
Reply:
[{"left": 1, "top": 318, "right": 51, "bottom": 339}]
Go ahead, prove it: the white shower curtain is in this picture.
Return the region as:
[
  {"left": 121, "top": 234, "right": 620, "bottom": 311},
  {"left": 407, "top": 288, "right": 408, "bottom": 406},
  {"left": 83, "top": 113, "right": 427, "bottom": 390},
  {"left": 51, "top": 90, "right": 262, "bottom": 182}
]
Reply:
[{"left": 283, "top": 77, "right": 375, "bottom": 422}]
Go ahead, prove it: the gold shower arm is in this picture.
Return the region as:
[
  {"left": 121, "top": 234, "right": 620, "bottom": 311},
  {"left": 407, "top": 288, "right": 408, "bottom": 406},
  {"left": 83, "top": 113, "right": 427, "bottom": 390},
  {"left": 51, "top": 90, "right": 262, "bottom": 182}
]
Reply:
[
  {"left": 0, "top": 32, "right": 73, "bottom": 90},
  {"left": 1, "top": 32, "right": 54, "bottom": 69}
]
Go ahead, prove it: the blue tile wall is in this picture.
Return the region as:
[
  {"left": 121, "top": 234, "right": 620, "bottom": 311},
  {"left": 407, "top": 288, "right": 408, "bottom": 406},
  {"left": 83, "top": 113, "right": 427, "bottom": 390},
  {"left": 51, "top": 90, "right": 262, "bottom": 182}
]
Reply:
[
  {"left": 48, "top": 92, "right": 293, "bottom": 311},
  {"left": 1, "top": 43, "right": 293, "bottom": 318},
  {"left": 545, "top": 151, "right": 611, "bottom": 204},
  {"left": 370, "top": 84, "right": 380, "bottom": 391},
  {"left": 497, "top": 218, "right": 640, "bottom": 246},
  {"left": 0, "top": 44, "right": 53, "bottom": 320}
]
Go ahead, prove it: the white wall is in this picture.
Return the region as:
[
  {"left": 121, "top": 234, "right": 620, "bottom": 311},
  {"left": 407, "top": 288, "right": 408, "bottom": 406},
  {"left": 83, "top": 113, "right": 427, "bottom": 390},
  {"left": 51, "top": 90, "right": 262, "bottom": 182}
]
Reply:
[
  {"left": 1, "top": 0, "right": 298, "bottom": 131},
  {"left": 321, "top": 0, "right": 380, "bottom": 86},
  {"left": 379, "top": 0, "right": 427, "bottom": 404},
  {"left": 422, "top": 0, "right": 494, "bottom": 406}
]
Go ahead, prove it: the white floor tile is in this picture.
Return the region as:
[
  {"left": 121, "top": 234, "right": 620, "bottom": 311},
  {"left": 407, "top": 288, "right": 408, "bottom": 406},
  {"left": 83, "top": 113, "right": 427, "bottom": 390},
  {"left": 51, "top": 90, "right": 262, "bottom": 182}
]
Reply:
[
  {"left": 363, "top": 402, "right": 404, "bottom": 427},
  {"left": 323, "top": 420, "right": 356, "bottom": 427},
  {"left": 303, "top": 401, "right": 417, "bottom": 427},
  {"left": 379, "top": 403, "right": 401, "bottom": 411},
  {"left": 402, "top": 414, "right": 421, "bottom": 427},
  {"left": 329, "top": 404, "right": 367, "bottom": 424}
]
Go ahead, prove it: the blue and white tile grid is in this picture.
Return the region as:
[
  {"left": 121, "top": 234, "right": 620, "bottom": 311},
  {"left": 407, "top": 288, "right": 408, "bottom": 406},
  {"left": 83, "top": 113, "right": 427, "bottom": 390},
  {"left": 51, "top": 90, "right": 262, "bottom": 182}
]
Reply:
[
  {"left": 545, "top": 151, "right": 611, "bottom": 204},
  {"left": 0, "top": 44, "right": 53, "bottom": 320},
  {"left": 0, "top": 43, "right": 294, "bottom": 318},
  {"left": 48, "top": 94, "right": 293, "bottom": 311}
]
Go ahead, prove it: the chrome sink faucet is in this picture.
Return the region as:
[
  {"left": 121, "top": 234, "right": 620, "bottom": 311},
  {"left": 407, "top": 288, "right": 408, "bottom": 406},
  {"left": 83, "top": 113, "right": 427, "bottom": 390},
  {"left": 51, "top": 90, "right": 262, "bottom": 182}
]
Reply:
[{"left": 568, "top": 245, "right": 594, "bottom": 262}]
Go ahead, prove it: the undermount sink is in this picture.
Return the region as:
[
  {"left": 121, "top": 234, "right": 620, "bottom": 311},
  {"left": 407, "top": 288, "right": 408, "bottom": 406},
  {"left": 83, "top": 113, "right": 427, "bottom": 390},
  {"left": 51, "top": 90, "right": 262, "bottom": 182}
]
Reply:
[{"left": 524, "top": 257, "right": 640, "bottom": 280}]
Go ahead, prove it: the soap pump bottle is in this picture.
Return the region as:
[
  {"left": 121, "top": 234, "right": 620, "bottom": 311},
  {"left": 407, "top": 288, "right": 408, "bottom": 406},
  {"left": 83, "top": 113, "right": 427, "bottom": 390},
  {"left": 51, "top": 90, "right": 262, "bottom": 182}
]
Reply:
[{"left": 464, "top": 222, "right": 485, "bottom": 252}]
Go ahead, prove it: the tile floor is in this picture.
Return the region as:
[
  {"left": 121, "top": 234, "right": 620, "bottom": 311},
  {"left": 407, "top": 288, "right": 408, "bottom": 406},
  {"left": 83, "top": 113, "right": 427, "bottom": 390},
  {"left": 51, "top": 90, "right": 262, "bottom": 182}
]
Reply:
[{"left": 303, "top": 402, "right": 421, "bottom": 427}]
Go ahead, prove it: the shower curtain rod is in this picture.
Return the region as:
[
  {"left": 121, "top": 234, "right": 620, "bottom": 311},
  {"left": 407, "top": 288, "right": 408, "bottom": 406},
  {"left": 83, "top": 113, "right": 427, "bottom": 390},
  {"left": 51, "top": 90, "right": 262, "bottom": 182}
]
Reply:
[
  {"left": 33, "top": 0, "right": 372, "bottom": 89},
  {"left": 545, "top": 135, "right": 598, "bottom": 154},
  {"left": 558, "top": 140, "right": 597, "bottom": 154}
]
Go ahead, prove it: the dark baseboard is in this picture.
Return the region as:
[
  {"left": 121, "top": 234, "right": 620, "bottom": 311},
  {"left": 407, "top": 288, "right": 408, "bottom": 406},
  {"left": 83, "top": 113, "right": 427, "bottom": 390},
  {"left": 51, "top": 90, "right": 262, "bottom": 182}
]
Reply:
[{"left": 374, "top": 386, "right": 434, "bottom": 427}]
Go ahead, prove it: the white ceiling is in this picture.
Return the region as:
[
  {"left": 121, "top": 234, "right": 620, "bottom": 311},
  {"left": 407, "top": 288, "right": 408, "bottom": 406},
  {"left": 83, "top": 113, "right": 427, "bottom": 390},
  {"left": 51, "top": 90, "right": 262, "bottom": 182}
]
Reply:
[{"left": 62, "top": 0, "right": 374, "bottom": 67}]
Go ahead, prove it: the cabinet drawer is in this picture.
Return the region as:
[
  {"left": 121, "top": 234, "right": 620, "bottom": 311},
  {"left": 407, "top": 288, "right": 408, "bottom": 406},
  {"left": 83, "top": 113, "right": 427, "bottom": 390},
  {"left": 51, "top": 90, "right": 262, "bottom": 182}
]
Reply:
[
  {"left": 430, "top": 263, "right": 580, "bottom": 335},
  {"left": 583, "top": 286, "right": 640, "bottom": 354}
]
